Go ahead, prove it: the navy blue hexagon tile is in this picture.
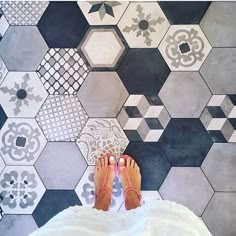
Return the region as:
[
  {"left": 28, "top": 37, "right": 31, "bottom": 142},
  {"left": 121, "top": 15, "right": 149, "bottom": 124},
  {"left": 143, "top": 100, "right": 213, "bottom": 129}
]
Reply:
[{"left": 0, "top": 105, "right": 7, "bottom": 130}]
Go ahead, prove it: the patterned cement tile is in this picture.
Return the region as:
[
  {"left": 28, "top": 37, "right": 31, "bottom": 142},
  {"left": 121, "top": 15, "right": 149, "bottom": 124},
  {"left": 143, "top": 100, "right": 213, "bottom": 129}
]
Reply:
[
  {"left": 0, "top": 155, "right": 5, "bottom": 175},
  {"left": 159, "top": 72, "right": 211, "bottom": 118},
  {"left": 0, "top": 118, "right": 47, "bottom": 165},
  {"left": 77, "top": 118, "right": 129, "bottom": 165},
  {"left": 0, "top": 11, "right": 9, "bottom": 41},
  {"left": 0, "top": 56, "right": 8, "bottom": 85},
  {"left": 78, "top": 1, "right": 129, "bottom": 25},
  {"left": 159, "top": 25, "right": 211, "bottom": 71},
  {"left": 36, "top": 95, "right": 88, "bottom": 141},
  {"left": 75, "top": 166, "right": 123, "bottom": 212},
  {"left": 118, "top": 2, "right": 170, "bottom": 48},
  {"left": 35, "top": 142, "right": 87, "bottom": 190},
  {"left": 117, "top": 94, "right": 170, "bottom": 142},
  {"left": 37, "top": 48, "right": 89, "bottom": 95},
  {"left": 0, "top": 72, "right": 48, "bottom": 117},
  {"left": 0, "top": 166, "right": 46, "bottom": 214}
]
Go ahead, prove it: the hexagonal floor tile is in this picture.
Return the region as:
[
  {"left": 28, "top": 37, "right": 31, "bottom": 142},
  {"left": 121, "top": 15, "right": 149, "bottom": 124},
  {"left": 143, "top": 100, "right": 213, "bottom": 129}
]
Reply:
[
  {"left": 117, "top": 94, "right": 170, "bottom": 142},
  {"left": 77, "top": 118, "right": 129, "bottom": 165},
  {"left": 80, "top": 28, "right": 125, "bottom": 69},
  {"left": 77, "top": 72, "right": 128, "bottom": 117},
  {"left": 33, "top": 190, "right": 81, "bottom": 227},
  {"left": 0, "top": 215, "right": 38, "bottom": 236},
  {"left": 159, "top": 119, "right": 213, "bottom": 166},
  {"left": 0, "top": 105, "right": 7, "bottom": 130},
  {"left": 0, "top": 155, "right": 5, "bottom": 174},
  {"left": 0, "top": 118, "right": 47, "bottom": 165},
  {"left": 35, "top": 142, "right": 87, "bottom": 190},
  {"left": 37, "top": 48, "right": 89, "bottom": 95},
  {"left": 159, "top": 72, "right": 211, "bottom": 118},
  {"left": 200, "top": 48, "right": 236, "bottom": 94},
  {"left": 0, "top": 26, "right": 48, "bottom": 71},
  {"left": 37, "top": 2, "right": 89, "bottom": 48},
  {"left": 0, "top": 72, "right": 48, "bottom": 117},
  {"left": 75, "top": 166, "right": 123, "bottom": 212},
  {"left": 78, "top": 1, "right": 129, "bottom": 25},
  {"left": 202, "top": 143, "right": 236, "bottom": 191},
  {"left": 117, "top": 48, "right": 170, "bottom": 94},
  {"left": 0, "top": 10, "right": 9, "bottom": 40},
  {"left": 124, "top": 143, "right": 171, "bottom": 190},
  {"left": 202, "top": 193, "right": 236, "bottom": 236},
  {"left": 159, "top": 167, "right": 214, "bottom": 216},
  {"left": 118, "top": 2, "right": 169, "bottom": 48},
  {"left": 159, "top": 25, "right": 211, "bottom": 71},
  {"left": 0, "top": 56, "right": 8, "bottom": 85},
  {"left": 200, "top": 95, "right": 236, "bottom": 142},
  {"left": 0, "top": 166, "right": 46, "bottom": 214},
  {"left": 36, "top": 95, "right": 88, "bottom": 141},
  {"left": 201, "top": 2, "right": 236, "bottom": 47}
]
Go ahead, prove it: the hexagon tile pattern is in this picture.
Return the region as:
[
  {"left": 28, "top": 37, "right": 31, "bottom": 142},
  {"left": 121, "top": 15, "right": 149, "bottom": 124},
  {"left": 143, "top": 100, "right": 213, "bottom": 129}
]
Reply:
[{"left": 1, "top": 2, "right": 236, "bottom": 236}]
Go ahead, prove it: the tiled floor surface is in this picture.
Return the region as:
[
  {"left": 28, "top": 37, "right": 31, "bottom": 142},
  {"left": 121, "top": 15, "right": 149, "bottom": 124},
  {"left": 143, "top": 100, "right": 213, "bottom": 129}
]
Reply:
[{"left": 0, "top": 1, "right": 236, "bottom": 236}]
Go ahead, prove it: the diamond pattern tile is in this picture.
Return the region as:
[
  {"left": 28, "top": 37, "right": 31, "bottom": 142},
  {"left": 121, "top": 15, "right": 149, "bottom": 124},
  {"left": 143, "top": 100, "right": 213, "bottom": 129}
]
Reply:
[{"left": 0, "top": 11, "right": 9, "bottom": 41}]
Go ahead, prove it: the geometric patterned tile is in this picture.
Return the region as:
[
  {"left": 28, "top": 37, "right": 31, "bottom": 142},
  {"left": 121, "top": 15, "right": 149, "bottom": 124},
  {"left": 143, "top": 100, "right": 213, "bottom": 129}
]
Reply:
[
  {"left": 36, "top": 95, "right": 88, "bottom": 141},
  {"left": 75, "top": 166, "right": 123, "bottom": 212},
  {"left": 117, "top": 94, "right": 170, "bottom": 142},
  {"left": 0, "top": 1, "right": 49, "bottom": 25},
  {"left": 37, "top": 48, "right": 89, "bottom": 95},
  {"left": 118, "top": 2, "right": 170, "bottom": 48},
  {"left": 159, "top": 167, "right": 214, "bottom": 216},
  {"left": 35, "top": 142, "right": 87, "bottom": 190},
  {"left": 202, "top": 143, "right": 236, "bottom": 191},
  {"left": 78, "top": 1, "right": 129, "bottom": 25},
  {"left": 159, "top": 72, "right": 211, "bottom": 118},
  {"left": 0, "top": 206, "right": 3, "bottom": 221},
  {"left": 0, "top": 166, "right": 46, "bottom": 214},
  {"left": 0, "top": 56, "right": 8, "bottom": 85},
  {"left": 0, "top": 155, "right": 5, "bottom": 175},
  {"left": 0, "top": 118, "right": 47, "bottom": 165},
  {"left": 0, "top": 11, "right": 9, "bottom": 41},
  {"left": 0, "top": 72, "right": 48, "bottom": 117},
  {"left": 0, "top": 105, "right": 7, "bottom": 130},
  {"left": 159, "top": 25, "right": 212, "bottom": 71},
  {"left": 76, "top": 118, "right": 129, "bottom": 165}
]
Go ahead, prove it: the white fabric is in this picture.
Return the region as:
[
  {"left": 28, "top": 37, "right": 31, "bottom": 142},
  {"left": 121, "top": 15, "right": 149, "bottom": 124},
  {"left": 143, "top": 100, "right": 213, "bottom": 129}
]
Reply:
[{"left": 29, "top": 200, "right": 212, "bottom": 236}]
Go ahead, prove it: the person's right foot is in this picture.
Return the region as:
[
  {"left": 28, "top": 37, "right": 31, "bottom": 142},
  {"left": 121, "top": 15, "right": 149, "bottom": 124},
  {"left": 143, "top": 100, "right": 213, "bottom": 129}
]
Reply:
[{"left": 118, "top": 156, "right": 141, "bottom": 210}]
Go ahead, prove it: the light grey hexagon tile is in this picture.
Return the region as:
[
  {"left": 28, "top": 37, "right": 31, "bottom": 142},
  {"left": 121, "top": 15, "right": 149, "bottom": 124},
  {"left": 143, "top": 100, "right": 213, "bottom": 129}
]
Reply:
[
  {"left": 80, "top": 28, "right": 125, "bottom": 68},
  {"left": 159, "top": 167, "right": 214, "bottom": 216},
  {"left": 0, "top": 155, "right": 5, "bottom": 175},
  {"left": 0, "top": 26, "right": 48, "bottom": 71},
  {"left": 158, "top": 72, "right": 211, "bottom": 118},
  {"left": 0, "top": 56, "right": 8, "bottom": 85},
  {"left": 159, "top": 25, "right": 211, "bottom": 71},
  {"left": 35, "top": 142, "right": 87, "bottom": 190},
  {"left": 0, "top": 1, "right": 49, "bottom": 25},
  {"left": 0, "top": 11, "right": 9, "bottom": 40},
  {"left": 0, "top": 72, "right": 48, "bottom": 117},
  {"left": 75, "top": 166, "right": 123, "bottom": 212},
  {"left": 118, "top": 2, "right": 169, "bottom": 48},
  {"left": 0, "top": 215, "right": 38, "bottom": 236},
  {"left": 78, "top": 1, "right": 129, "bottom": 25},
  {"left": 37, "top": 48, "right": 89, "bottom": 95},
  {"left": 36, "top": 95, "right": 88, "bottom": 141},
  {"left": 203, "top": 193, "right": 236, "bottom": 236},
  {"left": 0, "top": 118, "right": 47, "bottom": 165},
  {"left": 200, "top": 2, "right": 236, "bottom": 47},
  {"left": 77, "top": 72, "right": 128, "bottom": 117},
  {"left": 77, "top": 118, "right": 129, "bottom": 165},
  {"left": 201, "top": 143, "right": 236, "bottom": 191},
  {"left": 0, "top": 166, "right": 46, "bottom": 214},
  {"left": 200, "top": 48, "right": 236, "bottom": 94}
]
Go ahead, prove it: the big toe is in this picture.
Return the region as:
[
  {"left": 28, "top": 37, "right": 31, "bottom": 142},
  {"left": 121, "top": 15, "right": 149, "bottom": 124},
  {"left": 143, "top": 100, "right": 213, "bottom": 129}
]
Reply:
[
  {"left": 108, "top": 155, "right": 116, "bottom": 166},
  {"left": 118, "top": 157, "right": 125, "bottom": 168}
]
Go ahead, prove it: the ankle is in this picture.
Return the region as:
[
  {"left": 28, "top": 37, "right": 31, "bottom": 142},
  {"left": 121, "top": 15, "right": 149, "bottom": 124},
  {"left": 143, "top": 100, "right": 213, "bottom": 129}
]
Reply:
[
  {"left": 125, "top": 191, "right": 140, "bottom": 210},
  {"left": 94, "top": 189, "right": 112, "bottom": 211}
]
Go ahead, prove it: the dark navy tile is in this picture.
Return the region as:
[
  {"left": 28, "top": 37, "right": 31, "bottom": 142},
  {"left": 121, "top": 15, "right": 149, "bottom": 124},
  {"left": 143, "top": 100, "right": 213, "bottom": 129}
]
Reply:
[
  {"left": 228, "top": 118, "right": 236, "bottom": 129},
  {"left": 33, "top": 190, "right": 81, "bottom": 227},
  {"left": 124, "top": 130, "right": 142, "bottom": 142},
  {"left": 124, "top": 142, "right": 171, "bottom": 190},
  {"left": 159, "top": 1, "right": 211, "bottom": 24},
  {"left": 117, "top": 49, "right": 170, "bottom": 94},
  {"left": 208, "top": 130, "right": 227, "bottom": 143},
  {"left": 228, "top": 95, "right": 236, "bottom": 105},
  {"left": 124, "top": 106, "right": 142, "bottom": 118},
  {"left": 0, "top": 105, "right": 7, "bottom": 130},
  {"left": 37, "top": 2, "right": 89, "bottom": 48},
  {"left": 145, "top": 118, "right": 163, "bottom": 129},
  {"left": 159, "top": 119, "right": 213, "bottom": 167},
  {"left": 145, "top": 94, "right": 163, "bottom": 106},
  {"left": 207, "top": 106, "right": 226, "bottom": 118}
]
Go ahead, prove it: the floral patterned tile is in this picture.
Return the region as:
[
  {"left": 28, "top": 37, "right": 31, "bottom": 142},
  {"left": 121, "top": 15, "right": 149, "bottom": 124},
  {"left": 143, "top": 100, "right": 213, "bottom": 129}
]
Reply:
[
  {"left": 0, "top": 166, "right": 46, "bottom": 214},
  {"left": 0, "top": 118, "right": 47, "bottom": 165}
]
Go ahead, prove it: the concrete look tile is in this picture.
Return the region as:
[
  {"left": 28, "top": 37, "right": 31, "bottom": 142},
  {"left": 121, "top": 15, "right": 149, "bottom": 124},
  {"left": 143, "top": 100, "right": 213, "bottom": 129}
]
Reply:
[
  {"left": 159, "top": 167, "right": 214, "bottom": 216},
  {"left": 203, "top": 193, "right": 236, "bottom": 236},
  {"left": 0, "top": 26, "right": 48, "bottom": 71},
  {"left": 159, "top": 72, "right": 211, "bottom": 118},
  {"left": 35, "top": 142, "right": 87, "bottom": 190},
  {"left": 77, "top": 72, "right": 128, "bottom": 117}
]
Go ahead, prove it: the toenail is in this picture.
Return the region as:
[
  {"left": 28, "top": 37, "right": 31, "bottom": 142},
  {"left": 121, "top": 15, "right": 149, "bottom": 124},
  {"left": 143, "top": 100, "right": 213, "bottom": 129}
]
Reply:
[
  {"left": 119, "top": 158, "right": 124, "bottom": 162},
  {"left": 110, "top": 155, "right": 114, "bottom": 160}
]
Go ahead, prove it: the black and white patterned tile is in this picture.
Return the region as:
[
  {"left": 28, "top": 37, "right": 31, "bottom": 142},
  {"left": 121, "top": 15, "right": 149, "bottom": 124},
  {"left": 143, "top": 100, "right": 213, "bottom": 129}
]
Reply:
[{"left": 0, "top": 10, "right": 8, "bottom": 41}]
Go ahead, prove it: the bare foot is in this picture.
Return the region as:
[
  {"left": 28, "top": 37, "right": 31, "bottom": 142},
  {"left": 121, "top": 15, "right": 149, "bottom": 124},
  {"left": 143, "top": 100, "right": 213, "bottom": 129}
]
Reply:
[
  {"left": 118, "top": 156, "right": 141, "bottom": 210},
  {"left": 93, "top": 155, "right": 116, "bottom": 211}
]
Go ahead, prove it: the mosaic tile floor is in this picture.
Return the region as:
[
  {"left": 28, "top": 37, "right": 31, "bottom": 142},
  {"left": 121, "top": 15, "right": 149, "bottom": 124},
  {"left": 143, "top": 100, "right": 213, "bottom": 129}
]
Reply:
[{"left": 0, "top": 1, "right": 236, "bottom": 236}]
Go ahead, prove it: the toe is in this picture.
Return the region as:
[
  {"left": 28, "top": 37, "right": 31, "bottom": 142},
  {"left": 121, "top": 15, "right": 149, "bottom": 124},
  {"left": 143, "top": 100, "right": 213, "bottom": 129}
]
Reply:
[
  {"left": 119, "top": 158, "right": 125, "bottom": 167},
  {"left": 131, "top": 159, "right": 135, "bottom": 168},
  {"left": 104, "top": 155, "right": 108, "bottom": 167},
  {"left": 126, "top": 157, "right": 131, "bottom": 168},
  {"left": 101, "top": 157, "right": 105, "bottom": 167},
  {"left": 109, "top": 155, "right": 116, "bottom": 166}
]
